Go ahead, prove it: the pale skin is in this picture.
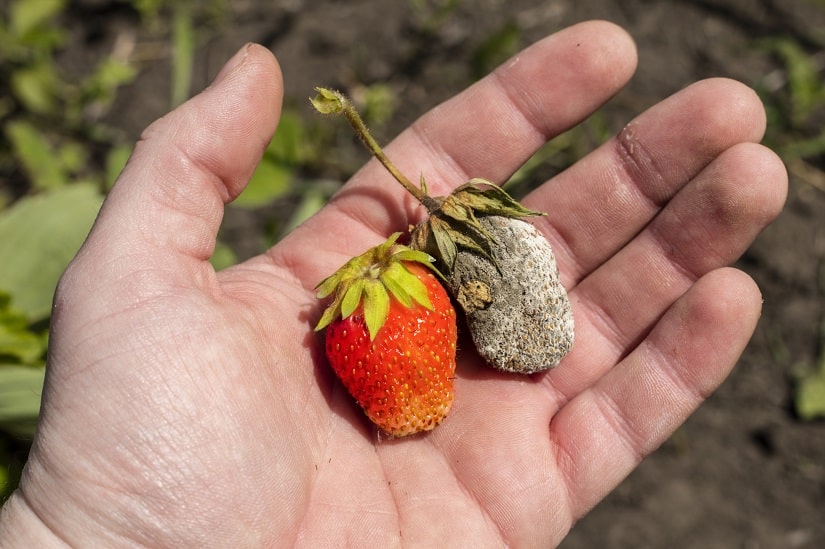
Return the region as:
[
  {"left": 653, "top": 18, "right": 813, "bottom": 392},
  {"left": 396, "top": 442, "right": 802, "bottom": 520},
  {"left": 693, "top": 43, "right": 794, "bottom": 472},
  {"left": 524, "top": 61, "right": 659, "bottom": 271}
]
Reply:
[{"left": 0, "top": 21, "right": 787, "bottom": 547}]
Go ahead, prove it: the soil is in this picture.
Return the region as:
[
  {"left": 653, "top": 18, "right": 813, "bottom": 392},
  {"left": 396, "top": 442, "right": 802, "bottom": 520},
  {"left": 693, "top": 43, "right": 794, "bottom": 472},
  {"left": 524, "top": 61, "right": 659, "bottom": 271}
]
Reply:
[{"left": 63, "top": 0, "right": 825, "bottom": 546}]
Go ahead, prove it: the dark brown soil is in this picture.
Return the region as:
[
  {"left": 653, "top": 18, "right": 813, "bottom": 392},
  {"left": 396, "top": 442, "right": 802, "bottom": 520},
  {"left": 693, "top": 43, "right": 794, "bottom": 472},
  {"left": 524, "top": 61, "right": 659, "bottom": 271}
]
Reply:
[{"left": 66, "top": 0, "right": 825, "bottom": 546}]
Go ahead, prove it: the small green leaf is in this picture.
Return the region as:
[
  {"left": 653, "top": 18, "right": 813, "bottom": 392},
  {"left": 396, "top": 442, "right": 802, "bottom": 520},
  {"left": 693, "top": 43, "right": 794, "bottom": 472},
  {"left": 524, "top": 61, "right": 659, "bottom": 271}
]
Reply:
[
  {"left": 0, "top": 184, "right": 103, "bottom": 321},
  {"left": 392, "top": 249, "right": 435, "bottom": 267},
  {"left": 458, "top": 179, "right": 544, "bottom": 217},
  {"left": 793, "top": 311, "right": 825, "bottom": 420},
  {"left": 314, "top": 302, "right": 339, "bottom": 333},
  {"left": 233, "top": 159, "right": 291, "bottom": 208},
  {"left": 5, "top": 119, "right": 66, "bottom": 190},
  {"left": 419, "top": 174, "right": 429, "bottom": 196},
  {"left": 10, "top": 0, "right": 66, "bottom": 37},
  {"left": 316, "top": 274, "right": 341, "bottom": 300},
  {"left": 11, "top": 62, "right": 59, "bottom": 115},
  {"left": 439, "top": 199, "right": 473, "bottom": 223},
  {"left": 796, "top": 367, "right": 825, "bottom": 420}
]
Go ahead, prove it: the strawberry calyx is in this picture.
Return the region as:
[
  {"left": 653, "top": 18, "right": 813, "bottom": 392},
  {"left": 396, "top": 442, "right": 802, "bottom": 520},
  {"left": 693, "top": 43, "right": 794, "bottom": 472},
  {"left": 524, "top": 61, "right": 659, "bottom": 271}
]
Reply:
[
  {"left": 310, "top": 87, "right": 543, "bottom": 273},
  {"left": 314, "top": 232, "right": 441, "bottom": 341},
  {"left": 410, "top": 177, "right": 543, "bottom": 271}
]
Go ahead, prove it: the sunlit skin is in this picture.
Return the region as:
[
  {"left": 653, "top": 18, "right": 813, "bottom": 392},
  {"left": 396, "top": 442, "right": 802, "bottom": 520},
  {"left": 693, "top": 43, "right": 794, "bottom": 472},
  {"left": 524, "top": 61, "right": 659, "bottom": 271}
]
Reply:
[{"left": 0, "top": 21, "right": 786, "bottom": 547}]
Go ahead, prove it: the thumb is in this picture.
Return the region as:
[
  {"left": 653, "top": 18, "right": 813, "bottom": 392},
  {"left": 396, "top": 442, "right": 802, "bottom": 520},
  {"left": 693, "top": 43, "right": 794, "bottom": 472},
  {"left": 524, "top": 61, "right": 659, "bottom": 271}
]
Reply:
[{"left": 75, "top": 44, "right": 283, "bottom": 282}]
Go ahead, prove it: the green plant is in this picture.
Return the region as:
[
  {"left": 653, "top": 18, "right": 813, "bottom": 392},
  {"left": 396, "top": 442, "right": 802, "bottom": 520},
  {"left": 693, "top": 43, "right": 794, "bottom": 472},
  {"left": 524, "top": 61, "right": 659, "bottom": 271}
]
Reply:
[
  {"left": 0, "top": 0, "right": 146, "bottom": 501},
  {"left": 471, "top": 20, "right": 523, "bottom": 79},
  {"left": 759, "top": 36, "right": 825, "bottom": 192},
  {"left": 793, "top": 261, "right": 825, "bottom": 420},
  {"left": 1, "top": 0, "right": 138, "bottom": 197},
  {"left": 407, "top": 0, "right": 463, "bottom": 35},
  {"left": 133, "top": 0, "right": 228, "bottom": 108},
  {"left": 0, "top": 0, "right": 132, "bottom": 446},
  {"left": 794, "top": 318, "right": 825, "bottom": 420},
  {"left": 754, "top": 33, "right": 825, "bottom": 420},
  {"left": 0, "top": 184, "right": 103, "bottom": 502}
]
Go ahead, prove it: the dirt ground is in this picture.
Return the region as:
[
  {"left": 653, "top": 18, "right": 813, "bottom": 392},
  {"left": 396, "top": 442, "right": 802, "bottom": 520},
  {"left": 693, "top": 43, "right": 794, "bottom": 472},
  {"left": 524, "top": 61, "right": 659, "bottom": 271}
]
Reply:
[{"left": 65, "top": 0, "right": 825, "bottom": 546}]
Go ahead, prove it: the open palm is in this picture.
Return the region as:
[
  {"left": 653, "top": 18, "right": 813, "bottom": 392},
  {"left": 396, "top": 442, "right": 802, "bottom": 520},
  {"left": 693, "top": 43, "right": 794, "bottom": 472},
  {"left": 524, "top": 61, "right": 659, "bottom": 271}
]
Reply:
[{"left": 1, "top": 21, "right": 786, "bottom": 547}]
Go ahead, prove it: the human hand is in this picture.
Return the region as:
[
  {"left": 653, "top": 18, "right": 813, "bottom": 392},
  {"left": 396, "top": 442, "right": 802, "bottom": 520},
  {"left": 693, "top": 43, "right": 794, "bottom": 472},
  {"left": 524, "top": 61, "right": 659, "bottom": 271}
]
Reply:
[{"left": 0, "top": 21, "right": 786, "bottom": 547}]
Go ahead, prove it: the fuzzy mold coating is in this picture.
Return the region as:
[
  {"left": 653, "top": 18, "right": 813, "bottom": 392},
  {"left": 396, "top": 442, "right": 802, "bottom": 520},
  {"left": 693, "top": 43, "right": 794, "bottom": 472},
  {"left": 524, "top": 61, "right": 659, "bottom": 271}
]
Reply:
[{"left": 448, "top": 216, "right": 574, "bottom": 373}]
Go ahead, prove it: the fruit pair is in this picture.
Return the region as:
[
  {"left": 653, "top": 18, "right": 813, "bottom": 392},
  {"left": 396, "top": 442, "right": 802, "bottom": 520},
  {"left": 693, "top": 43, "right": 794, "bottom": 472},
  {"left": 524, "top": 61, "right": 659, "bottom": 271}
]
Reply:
[{"left": 312, "top": 88, "right": 574, "bottom": 436}]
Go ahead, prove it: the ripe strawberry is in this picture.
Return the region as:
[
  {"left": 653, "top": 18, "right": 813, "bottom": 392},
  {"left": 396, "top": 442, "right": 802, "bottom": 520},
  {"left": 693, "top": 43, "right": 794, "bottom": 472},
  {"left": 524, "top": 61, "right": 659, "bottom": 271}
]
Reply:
[{"left": 315, "top": 234, "right": 457, "bottom": 437}]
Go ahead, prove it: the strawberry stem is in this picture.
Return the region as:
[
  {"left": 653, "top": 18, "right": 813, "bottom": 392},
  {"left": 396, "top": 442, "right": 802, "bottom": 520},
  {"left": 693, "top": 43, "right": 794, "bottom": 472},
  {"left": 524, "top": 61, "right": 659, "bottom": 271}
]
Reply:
[{"left": 311, "top": 87, "right": 441, "bottom": 213}]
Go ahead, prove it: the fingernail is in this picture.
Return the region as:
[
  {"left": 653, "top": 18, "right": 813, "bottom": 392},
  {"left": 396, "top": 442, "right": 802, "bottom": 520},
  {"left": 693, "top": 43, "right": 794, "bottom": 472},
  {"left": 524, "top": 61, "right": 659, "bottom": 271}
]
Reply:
[{"left": 212, "top": 43, "right": 252, "bottom": 87}]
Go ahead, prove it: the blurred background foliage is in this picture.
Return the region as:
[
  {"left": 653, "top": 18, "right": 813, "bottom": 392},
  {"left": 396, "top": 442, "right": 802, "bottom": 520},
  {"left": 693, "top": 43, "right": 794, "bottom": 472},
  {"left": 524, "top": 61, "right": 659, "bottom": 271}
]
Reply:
[{"left": 2, "top": 0, "right": 825, "bottom": 504}]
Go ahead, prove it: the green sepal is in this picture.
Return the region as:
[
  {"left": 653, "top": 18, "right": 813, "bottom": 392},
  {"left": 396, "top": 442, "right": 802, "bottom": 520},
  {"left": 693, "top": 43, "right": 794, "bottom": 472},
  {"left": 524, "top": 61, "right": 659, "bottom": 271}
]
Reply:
[
  {"left": 314, "top": 232, "right": 443, "bottom": 340},
  {"left": 310, "top": 87, "right": 345, "bottom": 115},
  {"left": 362, "top": 280, "right": 389, "bottom": 341},
  {"left": 314, "top": 300, "right": 340, "bottom": 334},
  {"left": 419, "top": 174, "right": 429, "bottom": 196},
  {"left": 315, "top": 267, "right": 345, "bottom": 299},
  {"left": 340, "top": 278, "right": 366, "bottom": 318},
  {"left": 380, "top": 261, "right": 434, "bottom": 311},
  {"left": 412, "top": 207, "right": 498, "bottom": 272},
  {"left": 392, "top": 248, "right": 442, "bottom": 277},
  {"left": 380, "top": 262, "right": 413, "bottom": 308}
]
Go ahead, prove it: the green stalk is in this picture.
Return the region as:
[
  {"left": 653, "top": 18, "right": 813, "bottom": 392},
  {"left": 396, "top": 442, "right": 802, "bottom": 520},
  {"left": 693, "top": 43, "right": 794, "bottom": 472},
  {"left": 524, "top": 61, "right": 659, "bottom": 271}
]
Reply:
[{"left": 311, "top": 87, "right": 441, "bottom": 213}]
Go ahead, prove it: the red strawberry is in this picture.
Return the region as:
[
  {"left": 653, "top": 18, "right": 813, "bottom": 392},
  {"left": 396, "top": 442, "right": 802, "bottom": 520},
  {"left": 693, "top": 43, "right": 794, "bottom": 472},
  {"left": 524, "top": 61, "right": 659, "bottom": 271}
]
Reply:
[{"left": 315, "top": 233, "right": 457, "bottom": 437}]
